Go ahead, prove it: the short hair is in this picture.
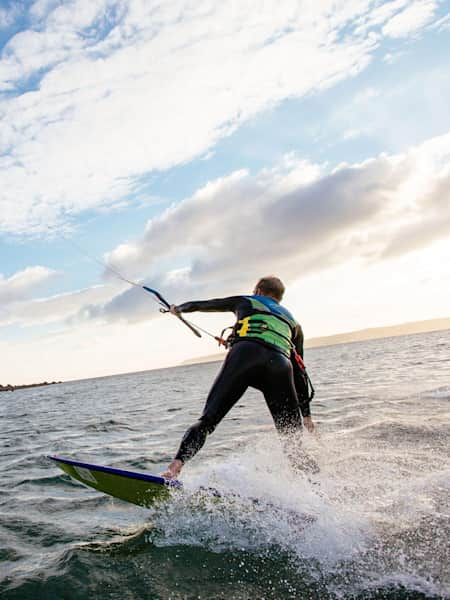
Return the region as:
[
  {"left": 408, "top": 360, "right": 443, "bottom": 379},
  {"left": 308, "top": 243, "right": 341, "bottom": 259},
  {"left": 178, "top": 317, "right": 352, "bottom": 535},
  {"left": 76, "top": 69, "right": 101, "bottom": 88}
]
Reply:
[{"left": 255, "top": 276, "right": 285, "bottom": 301}]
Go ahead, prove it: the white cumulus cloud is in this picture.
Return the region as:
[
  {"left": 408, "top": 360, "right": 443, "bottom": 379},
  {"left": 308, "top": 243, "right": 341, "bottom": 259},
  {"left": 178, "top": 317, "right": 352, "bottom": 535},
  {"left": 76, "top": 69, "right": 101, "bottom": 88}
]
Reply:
[
  {"left": 0, "top": 282, "right": 119, "bottom": 327},
  {"left": 382, "top": 0, "right": 438, "bottom": 37},
  {"left": 0, "top": 0, "right": 440, "bottom": 235},
  {"left": 3, "top": 132, "right": 450, "bottom": 336},
  {"left": 78, "top": 132, "right": 450, "bottom": 324},
  {"left": 0, "top": 265, "right": 57, "bottom": 304}
]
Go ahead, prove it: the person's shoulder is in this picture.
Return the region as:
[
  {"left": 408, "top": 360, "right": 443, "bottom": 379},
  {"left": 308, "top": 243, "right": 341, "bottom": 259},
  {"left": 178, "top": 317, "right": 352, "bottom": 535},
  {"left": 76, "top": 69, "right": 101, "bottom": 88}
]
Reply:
[
  {"left": 278, "top": 302, "right": 296, "bottom": 320},
  {"left": 280, "top": 304, "right": 303, "bottom": 331},
  {"left": 252, "top": 295, "right": 298, "bottom": 322}
]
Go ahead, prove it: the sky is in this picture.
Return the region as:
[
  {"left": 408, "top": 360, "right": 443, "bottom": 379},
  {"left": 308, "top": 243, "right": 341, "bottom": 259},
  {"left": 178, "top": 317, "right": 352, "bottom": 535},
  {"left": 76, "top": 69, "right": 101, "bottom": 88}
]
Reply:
[{"left": 1, "top": 0, "right": 450, "bottom": 384}]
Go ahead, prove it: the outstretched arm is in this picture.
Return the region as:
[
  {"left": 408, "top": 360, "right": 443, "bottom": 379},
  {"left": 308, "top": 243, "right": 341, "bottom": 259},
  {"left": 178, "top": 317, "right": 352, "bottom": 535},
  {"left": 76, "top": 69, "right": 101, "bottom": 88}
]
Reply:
[{"left": 174, "top": 296, "right": 243, "bottom": 314}]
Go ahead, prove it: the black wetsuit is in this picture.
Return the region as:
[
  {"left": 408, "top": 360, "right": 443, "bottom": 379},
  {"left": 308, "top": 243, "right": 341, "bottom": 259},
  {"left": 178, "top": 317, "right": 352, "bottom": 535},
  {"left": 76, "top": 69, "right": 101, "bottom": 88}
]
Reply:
[{"left": 173, "top": 295, "right": 312, "bottom": 465}]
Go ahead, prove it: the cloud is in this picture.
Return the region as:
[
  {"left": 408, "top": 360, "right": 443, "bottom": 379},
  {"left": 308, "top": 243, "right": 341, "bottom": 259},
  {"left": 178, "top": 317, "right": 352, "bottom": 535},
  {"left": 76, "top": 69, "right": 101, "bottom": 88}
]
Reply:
[
  {"left": 0, "top": 263, "right": 121, "bottom": 328},
  {"left": 431, "top": 11, "right": 450, "bottom": 30},
  {"left": 0, "top": 265, "right": 57, "bottom": 304},
  {"left": 77, "top": 132, "right": 450, "bottom": 324},
  {"left": 382, "top": 170, "right": 450, "bottom": 258},
  {"left": 355, "top": 0, "right": 410, "bottom": 33},
  {"left": 0, "top": 0, "right": 440, "bottom": 235},
  {"left": 4, "top": 131, "right": 449, "bottom": 330},
  {"left": 323, "top": 57, "right": 450, "bottom": 154},
  {"left": 0, "top": 280, "right": 120, "bottom": 327},
  {"left": 382, "top": 0, "right": 437, "bottom": 37},
  {"left": 0, "top": 3, "right": 22, "bottom": 31},
  {"left": 383, "top": 50, "right": 405, "bottom": 63}
]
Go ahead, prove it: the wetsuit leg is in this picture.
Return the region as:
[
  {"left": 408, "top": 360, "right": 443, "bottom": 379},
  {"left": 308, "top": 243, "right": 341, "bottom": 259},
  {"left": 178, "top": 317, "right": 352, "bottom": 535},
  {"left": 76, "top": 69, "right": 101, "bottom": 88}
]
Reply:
[
  {"left": 174, "top": 342, "right": 260, "bottom": 463},
  {"left": 260, "top": 352, "right": 303, "bottom": 434},
  {"left": 260, "top": 353, "right": 319, "bottom": 474}
]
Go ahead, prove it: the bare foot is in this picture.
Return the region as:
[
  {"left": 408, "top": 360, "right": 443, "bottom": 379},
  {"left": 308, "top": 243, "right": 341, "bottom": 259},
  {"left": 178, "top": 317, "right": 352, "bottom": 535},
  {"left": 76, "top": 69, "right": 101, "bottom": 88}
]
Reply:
[{"left": 161, "top": 459, "right": 183, "bottom": 479}]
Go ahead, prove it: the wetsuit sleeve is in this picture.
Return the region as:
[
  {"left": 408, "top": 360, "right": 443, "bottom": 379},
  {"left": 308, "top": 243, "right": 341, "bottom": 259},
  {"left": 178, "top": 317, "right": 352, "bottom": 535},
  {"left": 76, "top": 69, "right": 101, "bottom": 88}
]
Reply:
[
  {"left": 176, "top": 296, "right": 244, "bottom": 314},
  {"left": 291, "top": 323, "right": 311, "bottom": 417},
  {"left": 292, "top": 323, "right": 304, "bottom": 358},
  {"left": 293, "top": 364, "right": 311, "bottom": 417}
]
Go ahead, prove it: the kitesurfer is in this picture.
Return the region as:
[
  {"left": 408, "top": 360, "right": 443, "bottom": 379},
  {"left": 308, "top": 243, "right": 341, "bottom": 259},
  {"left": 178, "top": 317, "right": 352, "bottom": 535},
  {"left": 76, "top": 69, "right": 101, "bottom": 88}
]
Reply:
[{"left": 162, "top": 276, "right": 316, "bottom": 479}]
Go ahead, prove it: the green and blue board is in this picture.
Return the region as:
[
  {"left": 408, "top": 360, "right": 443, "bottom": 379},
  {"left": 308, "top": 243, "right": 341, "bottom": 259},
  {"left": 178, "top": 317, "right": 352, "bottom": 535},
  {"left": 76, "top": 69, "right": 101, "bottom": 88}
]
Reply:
[{"left": 48, "top": 456, "right": 182, "bottom": 507}]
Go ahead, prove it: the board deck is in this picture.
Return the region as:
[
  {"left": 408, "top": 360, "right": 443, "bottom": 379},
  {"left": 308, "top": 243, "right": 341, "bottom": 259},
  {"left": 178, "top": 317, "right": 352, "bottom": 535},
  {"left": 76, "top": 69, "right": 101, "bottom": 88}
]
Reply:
[
  {"left": 48, "top": 456, "right": 182, "bottom": 507},
  {"left": 49, "top": 456, "right": 315, "bottom": 529}
]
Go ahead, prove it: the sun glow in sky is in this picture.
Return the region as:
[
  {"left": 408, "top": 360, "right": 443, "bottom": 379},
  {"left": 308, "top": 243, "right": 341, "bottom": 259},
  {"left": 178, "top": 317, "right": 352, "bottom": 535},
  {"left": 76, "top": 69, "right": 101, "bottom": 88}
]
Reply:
[{"left": 1, "top": 0, "right": 450, "bottom": 384}]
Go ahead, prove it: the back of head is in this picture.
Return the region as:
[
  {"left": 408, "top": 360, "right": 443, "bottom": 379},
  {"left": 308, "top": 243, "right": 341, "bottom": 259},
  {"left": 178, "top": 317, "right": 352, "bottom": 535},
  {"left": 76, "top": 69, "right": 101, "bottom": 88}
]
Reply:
[{"left": 254, "top": 275, "right": 285, "bottom": 301}]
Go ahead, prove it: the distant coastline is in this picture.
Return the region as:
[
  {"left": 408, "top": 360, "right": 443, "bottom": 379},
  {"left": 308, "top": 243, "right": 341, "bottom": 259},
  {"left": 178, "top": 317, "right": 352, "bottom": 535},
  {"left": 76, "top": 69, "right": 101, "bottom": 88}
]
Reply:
[
  {"left": 0, "top": 381, "right": 62, "bottom": 393},
  {"left": 181, "top": 316, "right": 450, "bottom": 366},
  {"left": 305, "top": 316, "right": 450, "bottom": 348}
]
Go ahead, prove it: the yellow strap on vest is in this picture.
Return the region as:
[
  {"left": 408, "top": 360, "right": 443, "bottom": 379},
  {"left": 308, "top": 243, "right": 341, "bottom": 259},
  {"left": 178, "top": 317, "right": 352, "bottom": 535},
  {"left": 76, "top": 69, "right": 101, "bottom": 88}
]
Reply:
[{"left": 237, "top": 317, "right": 250, "bottom": 336}]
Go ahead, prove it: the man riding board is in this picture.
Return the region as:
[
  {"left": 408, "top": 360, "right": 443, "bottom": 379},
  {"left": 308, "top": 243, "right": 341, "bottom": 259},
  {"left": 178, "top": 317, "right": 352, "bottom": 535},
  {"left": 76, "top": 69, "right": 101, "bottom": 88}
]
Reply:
[{"left": 163, "top": 276, "right": 316, "bottom": 479}]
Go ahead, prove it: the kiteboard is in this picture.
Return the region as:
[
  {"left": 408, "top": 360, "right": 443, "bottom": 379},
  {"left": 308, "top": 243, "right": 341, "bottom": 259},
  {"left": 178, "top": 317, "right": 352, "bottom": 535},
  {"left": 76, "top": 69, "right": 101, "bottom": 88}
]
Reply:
[
  {"left": 48, "top": 456, "right": 182, "bottom": 507},
  {"left": 49, "top": 456, "right": 316, "bottom": 529}
]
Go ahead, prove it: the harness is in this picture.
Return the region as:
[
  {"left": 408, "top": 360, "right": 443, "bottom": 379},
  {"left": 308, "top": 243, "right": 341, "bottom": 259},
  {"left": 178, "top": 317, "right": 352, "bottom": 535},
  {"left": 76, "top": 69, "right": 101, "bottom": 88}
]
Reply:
[
  {"left": 217, "top": 301, "right": 315, "bottom": 402},
  {"left": 234, "top": 311, "right": 294, "bottom": 356}
]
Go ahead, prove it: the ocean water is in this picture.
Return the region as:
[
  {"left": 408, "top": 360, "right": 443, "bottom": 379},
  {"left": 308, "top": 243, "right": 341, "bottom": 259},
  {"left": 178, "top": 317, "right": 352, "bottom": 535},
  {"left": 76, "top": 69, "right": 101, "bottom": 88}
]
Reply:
[{"left": 0, "top": 330, "right": 449, "bottom": 599}]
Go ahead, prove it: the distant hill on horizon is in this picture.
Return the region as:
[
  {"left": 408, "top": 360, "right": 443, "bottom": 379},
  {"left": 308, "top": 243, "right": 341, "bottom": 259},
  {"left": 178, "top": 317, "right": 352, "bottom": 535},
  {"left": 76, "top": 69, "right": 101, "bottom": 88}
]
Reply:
[
  {"left": 181, "top": 316, "right": 450, "bottom": 366},
  {"left": 305, "top": 316, "right": 450, "bottom": 348}
]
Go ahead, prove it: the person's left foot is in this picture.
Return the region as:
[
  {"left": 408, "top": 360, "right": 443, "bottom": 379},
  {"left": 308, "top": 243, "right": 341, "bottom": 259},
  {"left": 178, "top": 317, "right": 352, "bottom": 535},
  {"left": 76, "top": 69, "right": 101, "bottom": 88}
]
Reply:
[{"left": 161, "top": 459, "right": 183, "bottom": 479}]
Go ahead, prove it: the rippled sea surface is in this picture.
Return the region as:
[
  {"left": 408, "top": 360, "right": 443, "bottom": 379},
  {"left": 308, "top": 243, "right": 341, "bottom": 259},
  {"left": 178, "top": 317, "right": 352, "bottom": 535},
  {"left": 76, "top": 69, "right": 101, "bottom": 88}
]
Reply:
[{"left": 1, "top": 330, "right": 449, "bottom": 599}]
